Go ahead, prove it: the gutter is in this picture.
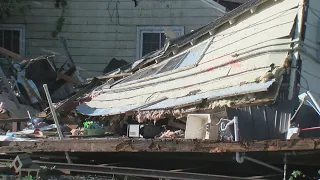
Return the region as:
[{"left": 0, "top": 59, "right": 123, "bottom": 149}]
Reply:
[{"left": 233, "top": 117, "right": 244, "bottom": 163}]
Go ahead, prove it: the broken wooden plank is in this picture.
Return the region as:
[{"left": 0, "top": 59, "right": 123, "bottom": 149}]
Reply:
[
  {"left": 0, "top": 47, "right": 27, "bottom": 61},
  {"left": 56, "top": 72, "right": 79, "bottom": 85},
  {"left": 0, "top": 138, "right": 319, "bottom": 153},
  {"left": 0, "top": 117, "right": 30, "bottom": 123}
]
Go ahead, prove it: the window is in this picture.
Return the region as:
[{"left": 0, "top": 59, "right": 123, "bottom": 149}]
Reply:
[
  {"left": 0, "top": 24, "right": 25, "bottom": 56},
  {"left": 156, "top": 52, "right": 188, "bottom": 74},
  {"left": 136, "top": 26, "right": 184, "bottom": 59},
  {"left": 121, "top": 38, "right": 212, "bottom": 84},
  {"left": 156, "top": 38, "right": 212, "bottom": 73}
]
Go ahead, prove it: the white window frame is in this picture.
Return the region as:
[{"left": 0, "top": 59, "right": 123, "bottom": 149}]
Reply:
[
  {"left": 136, "top": 26, "right": 185, "bottom": 60},
  {"left": 0, "top": 24, "right": 25, "bottom": 56}
]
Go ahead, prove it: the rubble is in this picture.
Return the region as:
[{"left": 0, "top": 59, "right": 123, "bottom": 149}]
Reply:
[
  {"left": 1, "top": 0, "right": 320, "bottom": 179},
  {"left": 159, "top": 129, "right": 184, "bottom": 139},
  {"left": 0, "top": 5, "right": 319, "bottom": 180}
]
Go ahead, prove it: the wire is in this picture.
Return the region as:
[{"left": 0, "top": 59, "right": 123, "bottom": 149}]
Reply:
[
  {"left": 300, "top": 127, "right": 320, "bottom": 131},
  {"left": 290, "top": 95, "right": 306, "bottom": 122},
  {"left": 303, "top": 70, "right": 320, "bottom": 82},
  {"left": 215, "top": 6, "right": 300, "bottom": 39},
  {"left": 306, "top": 100, "right": 320, "bottom": 115},
  {"left": 294, "top": 67, "right": 310, "bottom": 91},
  {"left": 290, "top": 66, "right": 314, "bottom": 122},
  {"left": 299, "top": 85, "right": 320, "bottom": 97},
  {"left": 309, "top": 7, "right": 320, "bottom": 20}
]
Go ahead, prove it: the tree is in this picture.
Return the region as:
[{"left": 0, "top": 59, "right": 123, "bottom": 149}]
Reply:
[
  {"left": 0, "top": 0, "right": 26, "bottom": 19},
  {"left": 0, "top": 0, "right": 67, "bottom": 38}
]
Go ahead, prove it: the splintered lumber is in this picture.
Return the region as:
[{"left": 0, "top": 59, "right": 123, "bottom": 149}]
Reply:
[
  {"left": 56, "top": 72, "right": 79, "bottom": 85},
  {"left": 0, "top": 117, "right": 30, "bottom": 123},
  {"left": 0, "top": 138, "right": 320, "bottom": 153},
  {"left": 0, "top": 47, "right": 28, "bottom": 61}
]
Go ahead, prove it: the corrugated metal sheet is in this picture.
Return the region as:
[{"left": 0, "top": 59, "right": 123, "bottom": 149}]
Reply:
[
  {"left": 77, "top": 79, "right": 275, "bottom": 116},
  {"left": 226, "top": 99, "right": 294, "bottom": 141}
]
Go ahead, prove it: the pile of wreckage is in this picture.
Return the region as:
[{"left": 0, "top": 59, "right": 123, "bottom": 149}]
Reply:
[
  {"left": 3, "top": 0, "right": 320, "bottom": 178},
  {"left": 0, "top": 36, "right": 188, "bottom": 141},
  {"left": 1, "top": 0, "right": 320, "bottom": 143}
]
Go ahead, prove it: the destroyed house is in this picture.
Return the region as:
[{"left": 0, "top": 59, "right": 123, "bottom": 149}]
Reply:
[{"left": 77, "top": 0, "right": 320, "bottom": 141}]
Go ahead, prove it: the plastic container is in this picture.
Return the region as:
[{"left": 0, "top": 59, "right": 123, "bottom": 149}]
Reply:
[{"left": 84, "top": 128, "right": 105, "bottom": 136}]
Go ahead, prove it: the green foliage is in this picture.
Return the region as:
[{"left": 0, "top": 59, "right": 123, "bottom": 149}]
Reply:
[
  {"left": 51, "top": 16, "right": 65, "bottom": 38},
  {"left": 83, "top": 121, "right": 104, "bottom": 129},
  {"left": 54, "top": 0, "right": 67, "bottom": 8},
  {"left": 21, "top": 175, "right": 34, "bottom": 180},
  {"left": 288, "top": 169, "right": 320, "bottom": 180},
  {"left": 289, "top": 170, "right": 304, "bottom": 180},
  {"left": 0, "top": 0, "right": 67, "bottom": 38},
  {"left": 0, "top": 0, "right": 27, "bottom": 19},
  {"left": 52, "top": 0, "right": 67, "bottom": 38}
]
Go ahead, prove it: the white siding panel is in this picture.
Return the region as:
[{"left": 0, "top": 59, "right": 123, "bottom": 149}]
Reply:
[{"left": 203, "top": 7, "right": 298, "bottom": 63}]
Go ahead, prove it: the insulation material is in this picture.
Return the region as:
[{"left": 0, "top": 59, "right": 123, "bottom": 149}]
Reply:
[
  {"left": 135, "top": 107, "right": 199, "bottom": 123},
  {"left": 209, "top": 100, "right": 233, "bottom": 109},
  {"left": 159, "top": 130, "right": 184, "bottom": 139},
  {"left": 136, "top": 110, "right": 170, "bottom": 123}
]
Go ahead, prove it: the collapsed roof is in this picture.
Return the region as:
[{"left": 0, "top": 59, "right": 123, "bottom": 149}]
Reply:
[{"left": 77, "top": 0, "right": 301, "bottom": 120}]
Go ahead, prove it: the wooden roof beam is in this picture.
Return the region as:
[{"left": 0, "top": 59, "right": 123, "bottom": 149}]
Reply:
[{"left": 1, "top": 138, "right": 320, "bottom": 153}]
